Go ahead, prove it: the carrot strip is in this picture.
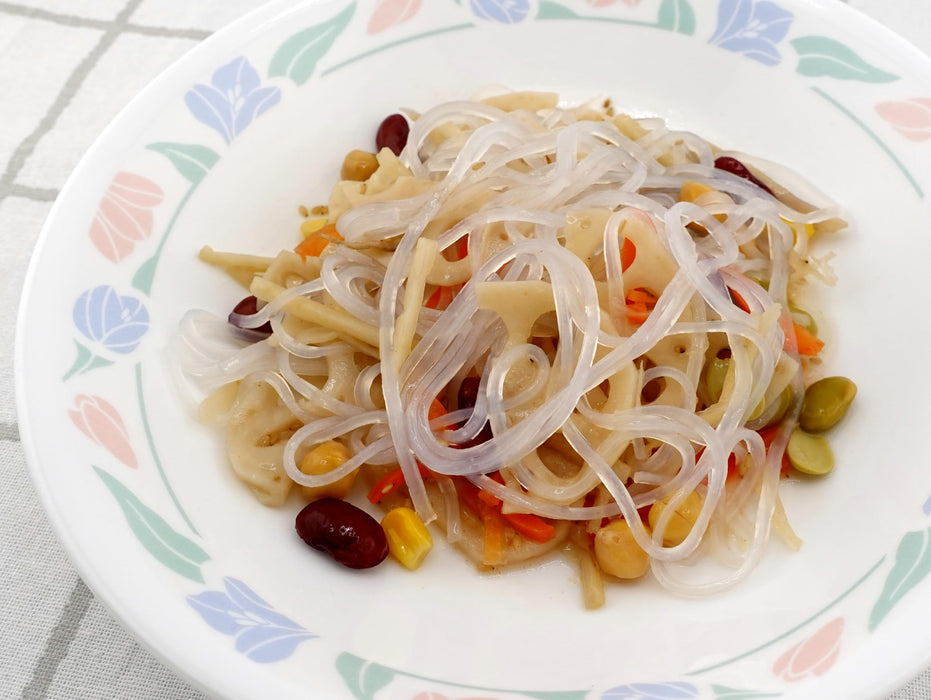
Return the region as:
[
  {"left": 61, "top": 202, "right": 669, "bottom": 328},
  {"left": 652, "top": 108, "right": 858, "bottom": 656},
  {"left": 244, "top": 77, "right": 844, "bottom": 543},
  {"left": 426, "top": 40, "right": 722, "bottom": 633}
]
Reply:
[
  {"left": 792, "top": 322, "right": 824, "bottom": 357},
  {"left": 481, "top": 508, "right": 506, "bottom": 566},
  {"left": 758, "top": 425, "right": 793, "bottom": 473},
  {"left": 367, "top": 463, "right": 432, "bottom": 504},
  {"left": 477, "top": 490, "right": 502, "bottom": 508},
  {"left": 625, "top": 287, "right": 658, "bottom": 324},
  {"left": 427, "top": 396, "right": 457, "bottom": 432},
  {"left": 454, "top": 479, "right": 484, "bottom": 512},
  {"left": 424, "top": 284, "right": 456, "bottom": 310},
  {"left": 779, "top": 312, "right": 823, "bottom": 357},
  {"left": 455, "top": 235, "right": 469, "bottom": 261},
  {"left": 729, "top": 288, "right": 751, "bottom": 313},
  {"left": 502, "top": 512, "right": 556, "bottom": 543},
  {"left": 428, "top": 398, "right": 446, "bottom": 423},
  {"left": 476, "top": 471, "right": 504, "bottom": 507},
  {"left": 621, "top": 237, "right": 636, "bottom": 272},
  {"left": 295, "top": 223, "right": 342, "bottom": 258},
  {"left": 455, "top": 477, "right": 555, "bottom": 545}
]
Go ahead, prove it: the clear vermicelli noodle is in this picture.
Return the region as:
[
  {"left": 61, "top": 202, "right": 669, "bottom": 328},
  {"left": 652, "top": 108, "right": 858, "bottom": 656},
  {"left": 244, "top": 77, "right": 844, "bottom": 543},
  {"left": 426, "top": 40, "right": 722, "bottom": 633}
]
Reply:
[{"left": 179, "top": 91, "right": 854, "bottom": 606}]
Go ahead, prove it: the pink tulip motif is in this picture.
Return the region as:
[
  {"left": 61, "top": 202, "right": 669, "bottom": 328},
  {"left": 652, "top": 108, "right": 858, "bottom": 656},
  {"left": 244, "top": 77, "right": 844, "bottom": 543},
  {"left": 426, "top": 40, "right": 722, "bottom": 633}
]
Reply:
[
  {"left": 876, "top": 98, "right": 931, "bottom": 141},
  {"left": 368, "top": 0, "right": 421, "bottom": 34},
  {"left": 89, "top": 172, "right": 164, "bottom": 262},
  {"left": 772, "top": 617, "right": 844, "bottom": 682},
  {"left": 69, "top": 394, "right": 138, "bottom": 468},
  {"left": 586, "top": 0, "right": 641, "bottom": 6}
]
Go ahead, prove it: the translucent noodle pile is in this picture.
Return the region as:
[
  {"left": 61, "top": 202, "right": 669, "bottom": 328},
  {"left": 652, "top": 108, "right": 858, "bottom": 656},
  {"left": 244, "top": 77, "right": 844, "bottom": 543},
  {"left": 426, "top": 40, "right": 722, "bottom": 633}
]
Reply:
[{"left": 179, "top": 91, "right": 848, "bottom": 606}]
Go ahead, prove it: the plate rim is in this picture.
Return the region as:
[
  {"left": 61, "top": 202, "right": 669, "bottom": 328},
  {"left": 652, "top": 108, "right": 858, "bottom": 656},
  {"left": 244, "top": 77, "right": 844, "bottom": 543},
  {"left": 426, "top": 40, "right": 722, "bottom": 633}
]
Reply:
[{"left": 14, "top": 1, "right": 931, "bottom": 698}]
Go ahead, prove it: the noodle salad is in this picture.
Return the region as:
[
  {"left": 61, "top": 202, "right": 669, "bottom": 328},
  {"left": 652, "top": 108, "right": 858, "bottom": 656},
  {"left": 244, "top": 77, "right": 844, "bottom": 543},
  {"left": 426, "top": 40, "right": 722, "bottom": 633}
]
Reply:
[{"left": 179, "top": 91, "right": 856, "bottom": 607}]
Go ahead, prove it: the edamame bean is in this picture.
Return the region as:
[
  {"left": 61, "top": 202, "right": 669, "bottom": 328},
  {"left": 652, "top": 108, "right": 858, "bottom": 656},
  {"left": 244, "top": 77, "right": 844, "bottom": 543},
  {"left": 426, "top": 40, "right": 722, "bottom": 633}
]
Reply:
[
  {"left": 763, "top": 386, "right": 793, "bottom": 426},
  {"left": 799, "top": 376, "right": 857, "bottom": 433},
  {"left": 704, "top": 356, "right": 730, "bottom": 404},
  {"left": 787, "top": 429, "right": 834, "bottom": 476},
  {"left": 789, "top": 306, "right": 818, "bottom": 335}
]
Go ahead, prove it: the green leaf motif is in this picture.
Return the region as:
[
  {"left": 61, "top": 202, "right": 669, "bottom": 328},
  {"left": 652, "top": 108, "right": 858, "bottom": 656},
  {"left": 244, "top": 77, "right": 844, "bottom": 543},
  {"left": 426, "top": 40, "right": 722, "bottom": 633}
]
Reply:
[
  {"left": 94, "top": 466, "right": 209, "bottom": 583},
  {"left": 525, "top": 692, "right": 590, "bottom": 700},
  {"left": 63, "top": 340, "right": 113, "bottom": 381},
  {"left": 711, "top": 685, "right": 781, "bottom": 699},
  {"left": 656, "top": 0, "right": 695, "bottom": 35},
  {"left": 269, "top": 3, "right": 356, "bottom": 86},
  {"left": 537, "top": 1, "right": 579, "bottom": 19},
  {"left": 132, "top": 257, "right": 158, "bottom": 295},
  {"left": 335, "top": 653, "right": 395, "bottom": 700},
  {"left": 791, "top": 36, "right": 898, "bottom": 83},
  {"left": 146, "top": 142, "right": 219, "bottom": 185},
  {"left": 869, "top": 525, "right": 931, "bottom": 631}
]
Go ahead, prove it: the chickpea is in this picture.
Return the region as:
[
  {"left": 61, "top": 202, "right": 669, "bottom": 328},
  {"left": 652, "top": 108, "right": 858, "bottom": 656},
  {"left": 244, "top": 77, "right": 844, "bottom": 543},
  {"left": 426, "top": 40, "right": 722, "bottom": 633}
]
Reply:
[
  {"left": 648, "top": 491, "right": 703, "bottom": 546},
  {"left": 340, "top": 150, "right": 379, "bottom": 182},
  {"left": 299, "top": 441, "right": 357, "bottom": 501},
  {"left": 594, "top": 520, "right": 650, "bottom": 580}
]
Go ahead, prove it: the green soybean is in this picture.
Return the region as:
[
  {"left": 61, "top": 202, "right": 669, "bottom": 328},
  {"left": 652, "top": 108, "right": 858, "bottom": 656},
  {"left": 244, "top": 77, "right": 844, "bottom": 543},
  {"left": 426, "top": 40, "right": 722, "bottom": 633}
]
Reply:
[
  {"left": 787, "top": 429, "right": 834, "bottom": 476},
  {"left": 789, "top": 306, "right": 818, "bottom": 335},
  {"left": 705, "top": 356, "right": 730, "bottom": 404},
  {"left": 764, "top": 385, "right": 794, "bottom": 427},
  {"left": 799, "top": 376, "right": 857, "bottom": 433}
]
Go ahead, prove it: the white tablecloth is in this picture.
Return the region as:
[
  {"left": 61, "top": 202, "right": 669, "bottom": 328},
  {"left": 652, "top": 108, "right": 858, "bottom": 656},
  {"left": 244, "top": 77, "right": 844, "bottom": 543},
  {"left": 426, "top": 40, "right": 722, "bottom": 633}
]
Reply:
[{"left": 1, "top": 1, "right": 929, "bottom": 697}]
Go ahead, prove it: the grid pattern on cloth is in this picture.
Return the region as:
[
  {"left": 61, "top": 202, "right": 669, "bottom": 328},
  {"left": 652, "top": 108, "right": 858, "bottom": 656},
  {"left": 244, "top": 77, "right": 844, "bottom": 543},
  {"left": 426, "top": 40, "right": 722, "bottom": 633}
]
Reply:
[{"left": 1, "top": 0, "right": 929, "bottom": 698}]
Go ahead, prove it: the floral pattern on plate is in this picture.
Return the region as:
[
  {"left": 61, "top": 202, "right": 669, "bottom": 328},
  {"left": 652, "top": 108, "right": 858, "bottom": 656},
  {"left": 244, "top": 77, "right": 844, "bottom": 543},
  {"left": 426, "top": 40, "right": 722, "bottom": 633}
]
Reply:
[
  {"left": 26, "top": 0, "right": 931, "bottom": 697},
  {"left": 708, "top": 0, "right": 794, "bottom": 65},
  {"left": 188, "top": 578, "right": 316, "bottom": 662},
  {"left": 89, "top": 172, "right": 164, "bottom": 263},
  {"left": 185, "top": 57, "right": 281, "bottom": 144}
]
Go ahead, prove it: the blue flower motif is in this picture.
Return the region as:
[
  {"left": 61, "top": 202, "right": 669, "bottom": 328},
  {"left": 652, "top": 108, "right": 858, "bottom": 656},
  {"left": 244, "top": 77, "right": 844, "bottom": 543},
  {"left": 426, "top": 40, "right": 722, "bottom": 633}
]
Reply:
[
  {"left": 73, "top": 285, "right": 149, "bottom": 355},
  {"left": 602, "top": 682, "right": 700, "bottom": 700},
  {"left": 469, "top": 0, "right": 531, "bottom": 23},
  {"left": 184, "top": 57, "right": 281, "bottom": 143},
  {"left": 188, "top": 577, "right": 315, "bottom": 663},
  {"left": 708, "top": 0, "right": 794, "bottom": 66}
]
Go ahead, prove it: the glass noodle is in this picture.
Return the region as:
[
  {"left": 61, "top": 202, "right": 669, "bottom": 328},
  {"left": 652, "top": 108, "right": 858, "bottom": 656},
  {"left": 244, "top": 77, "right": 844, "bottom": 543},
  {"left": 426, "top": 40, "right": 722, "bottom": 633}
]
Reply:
[{"left": 178, "top": 91, "right": 845, "bottom": 601}]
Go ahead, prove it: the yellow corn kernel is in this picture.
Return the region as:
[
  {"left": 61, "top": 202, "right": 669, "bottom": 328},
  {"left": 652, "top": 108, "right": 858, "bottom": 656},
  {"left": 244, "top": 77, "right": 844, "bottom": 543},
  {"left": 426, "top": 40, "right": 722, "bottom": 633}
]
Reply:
[
  {"left": 781, "top": 217, "right": 815, "bottom": 241},
  {"left": 680, "top": 180, "right": 727, "bottom": 222},
  {"left": 593, "top": 519, "right": 650, "bottom": 580},
  {"left": 299, "top": 441, "right": 356, "bottom": 501},
  {"left": 679, "top": 180, "right": 716, "bottom": 203},
  {"left": 381, "top": 507, "right": 433, "bottom": 571},
  {"left": 300, "top": 217, "right": 329, "bottom": 237},
  {"left": 648, "top": 491, "right": 704, "bottom": 546}
]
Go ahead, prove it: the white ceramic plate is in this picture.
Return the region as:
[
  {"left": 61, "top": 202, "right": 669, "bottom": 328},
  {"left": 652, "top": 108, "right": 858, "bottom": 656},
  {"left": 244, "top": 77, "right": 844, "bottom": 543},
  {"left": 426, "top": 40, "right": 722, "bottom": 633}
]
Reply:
[{"left": 16, "top": 1, "right": 931, "bottom": 698}]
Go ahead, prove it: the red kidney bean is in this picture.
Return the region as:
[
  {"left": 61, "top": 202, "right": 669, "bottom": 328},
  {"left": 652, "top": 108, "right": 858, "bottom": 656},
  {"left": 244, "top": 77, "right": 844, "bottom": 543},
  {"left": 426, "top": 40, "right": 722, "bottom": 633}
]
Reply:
[
  {"left": 455, "top": 376, "right": 493, "bottom": 448},
  {"left": 376, "top": 114, "right": 410, "bottom": 156},
  {"left": 228, "top": 295, "right": 273, "bottom": 336},
  {"left": 713, "top": 156, "right": 775, "bottom": 197},
  {"left": 295, "top": 498, "right": 388, "bottom": 569},
  {"left": 457, "top": 376, "right": 481, "bottom": 410}
]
